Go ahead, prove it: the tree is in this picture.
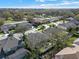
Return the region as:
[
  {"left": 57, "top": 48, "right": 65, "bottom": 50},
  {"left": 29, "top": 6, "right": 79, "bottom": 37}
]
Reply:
[
  {"left": 14, "top": 12, "right": 24, "bottom": 21},
  {"left": 60, "top": 18, "right": 66, "bottom": 23},
  {"left": 15, "top": 22, "right": 32, "bottom": 33},
  {"left": 3, "top": 11, "right": 13, "bottom": 20},
  {"left": 53, "top": 33, "right": 66, "bottom": 52},
  {"left": 37, "top": 25, "right": 45, "bottom": 31},
  {"left": 68, "top": 27, "right": 76, "bottom": 34},
  {"left": 7, "top": 17, "right": 13, "bottom": 21},
  {"left": 75, "top": 14, "right": 79, "bottom": 21},
  {"left": 0, "top": 19, "right": 4, "bottom": 26},
  {"left": 27, "top": 15, "right": 33, "bottom": 22},
  {"left": 23, "top": 34, "right": 41, "bottom": 59},
  {"left": 48, "top": 23, "right": 55, "bottom": 27}
]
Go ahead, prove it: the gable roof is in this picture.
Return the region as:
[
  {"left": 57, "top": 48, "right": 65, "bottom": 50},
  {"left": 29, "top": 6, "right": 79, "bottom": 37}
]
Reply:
[
  {"left": 43, "top": 27, "right": 65, "bottom": 37},
  {"left": 3, "top": 36, "right": 19, "bottom": 52},
  {"left": 7, "top": 48, "right": 27, "bottom": 59},
  {"left": 0, "top": 34, "right": 9, "bottom": 51},
  {"left": 13, "top": 33, "right": 23, "bottom": 40},
  {"left": 58, "top": 22, "right": 76, "bottom": 29},
  {"left": 55, "top": 46, "right": 79, "bottom": 59},
  {"left": 26, "top": 32, "right": 49, "bottom": 48},
  {"left": 70, "top": 20, "right": 79, "bottom": 25}
]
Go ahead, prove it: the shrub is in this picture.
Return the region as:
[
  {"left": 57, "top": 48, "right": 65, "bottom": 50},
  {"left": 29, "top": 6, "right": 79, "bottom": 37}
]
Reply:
[
  {"left": 65, "top": 36, "right": 77, "bottom": 47},
  {"left": 75, "top": 14, "right": 79, "bottom": 20},
  {"left": 0, "top": 20, "right": 4, "bottom": 26}
]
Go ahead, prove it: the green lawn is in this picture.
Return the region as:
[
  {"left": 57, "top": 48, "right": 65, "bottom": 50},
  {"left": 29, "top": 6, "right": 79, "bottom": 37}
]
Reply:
[
  {"left": 0, "top": 33, "right": 3, "bottom": 35},
  {"left": 65, "top": 36, "right": 77, "bottom": 47},
  {"left": 5, "top": 20, "right": 15, "bottom": 23}
]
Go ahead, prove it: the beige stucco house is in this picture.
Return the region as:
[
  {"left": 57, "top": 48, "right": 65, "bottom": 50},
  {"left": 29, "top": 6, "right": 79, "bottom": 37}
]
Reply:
[{"left": 55, "top": 46, "right": 79, "bottom": 59}]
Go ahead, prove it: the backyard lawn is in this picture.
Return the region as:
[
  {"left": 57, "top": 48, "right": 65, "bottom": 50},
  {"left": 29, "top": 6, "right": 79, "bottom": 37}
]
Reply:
[{"left": 65, "top": 36, "right": 77, "bottom": 47}]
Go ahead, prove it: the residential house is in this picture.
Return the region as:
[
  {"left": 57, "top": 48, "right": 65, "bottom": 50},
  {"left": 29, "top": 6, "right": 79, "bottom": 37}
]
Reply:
[
  {"left": 66, "top": 17, "right": 74, "bottom": 21},
  {"left": 25, "top": 31, "right": 49, "bottom": 48},
  {"left": 49, "top": 17, "right": 59, "bottom": 22},
  {"left": 70, "top": 20, "right": 79, "bottom": 25},
  {"left": 55, "top": 46, "right": 79, "bottom": 59},
  {"left": 31, "top": 18, "right": 50, "bottom": 25},
  {"left": 7, "top": 48, "right": 28, "bottom": 59},
  {"left": 43, "top": 27, "right": 67, "bottom": 38},
  {"left": 13, "top": 33, "right": 23, "bottom": 40},
  {"left": 0, "top": 25, "right": 10, "bottom": 33},
  {"left": 0, "top": 21, "right": 32, "bottom": 33},
  {"left": 58, "top": 22, "right": 77, "bottom": 30},
  {"left": 0, "top": 33, "right": 27, "bottom": 59},
  {"left": 0, "top": 34, "right": 9, "bottom": 52},
  {"left": 3, "top": 33, "right": 23, "bottom": 53},
  {"left": 0, "top": 34, "right": 9, "bottom": 58},
  {"left": 15, "top": 21, "right": 32, "bottom": 32},
  {"left": 49, "top": 16, "right": 63, "bottom": 22}
]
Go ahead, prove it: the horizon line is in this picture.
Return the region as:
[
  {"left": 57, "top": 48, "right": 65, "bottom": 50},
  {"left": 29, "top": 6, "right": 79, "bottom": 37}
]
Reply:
[{"left": 0, "top": 7, "right": 79, "bottom": 9}]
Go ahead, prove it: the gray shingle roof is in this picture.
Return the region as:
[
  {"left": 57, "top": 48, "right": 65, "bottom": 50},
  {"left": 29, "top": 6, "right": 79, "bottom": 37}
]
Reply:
[
  {"left": 26, "top": 32, "right": 49, "bottom": 48},
  {"left": 0, "top": 34, "right": 9, "bottom": 52},
  {"left": 43, "top": 27, "right": 65, "bottom": 38},
  {"left": 3, "top": 36, "right": 19, "bottom": 52},
  {"left": 58, "top": 22, "right": 77, "bottom": 29},
  {"left": 66, "top": 17, "right": 74, "bottom": 21},
  {"left": 7, "top": 48, "right": 27, "bottom": 59},
  {"left": 70, "top": 20, "right": 79, "bottom": 25},
  {"left": 16, "top": 22, "right": 32, "bottom": 31},
  {"left": 13, "top": 33, "right": 23, "bottom": 40}
]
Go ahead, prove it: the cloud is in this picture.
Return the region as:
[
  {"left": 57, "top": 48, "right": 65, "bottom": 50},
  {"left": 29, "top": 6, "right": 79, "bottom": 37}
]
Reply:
[
  {"left": 35, "top": 0, "right": 57, "bottom": 2},
  {"left": 40, "top": 1, "right": 79, "bottom": 6},
  {"left": 62, "top": 1, "right": 79, "bottom": 5},
  {"left": 6, "top": 1, "right": 79, "bottom": 9},
  {"left": 36, "top": 0, "right": 44, "bottom": 2},
  {"left": 39, "top": 1, "right": 79, "bottom": 8}
]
